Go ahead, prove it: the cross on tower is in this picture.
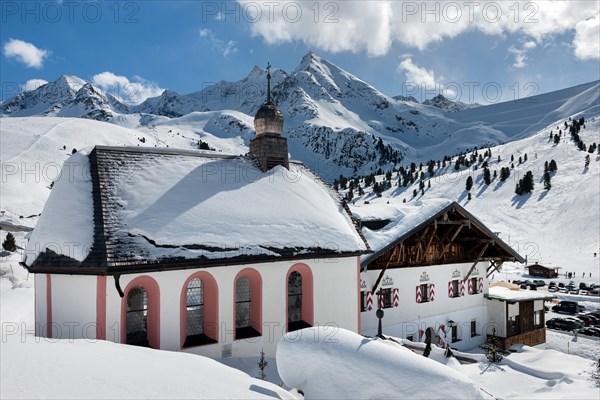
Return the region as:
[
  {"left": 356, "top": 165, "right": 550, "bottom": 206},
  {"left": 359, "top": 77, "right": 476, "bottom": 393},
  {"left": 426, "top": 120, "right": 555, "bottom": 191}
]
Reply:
[{"left": 266, "top": 62, "right": 272, "bottom": 102}]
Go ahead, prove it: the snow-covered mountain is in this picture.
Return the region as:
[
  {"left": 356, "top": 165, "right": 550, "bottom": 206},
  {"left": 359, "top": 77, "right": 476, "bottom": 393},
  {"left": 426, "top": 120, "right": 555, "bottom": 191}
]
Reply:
[
  {"left": 1, "top": 75, "right": 129, "bottom": 121},
  {"left": 1, "top": 52, "right": 598, "bottom": 179},
  {"left": 423, "top": 94, "right": 481, "bottom": 112}
]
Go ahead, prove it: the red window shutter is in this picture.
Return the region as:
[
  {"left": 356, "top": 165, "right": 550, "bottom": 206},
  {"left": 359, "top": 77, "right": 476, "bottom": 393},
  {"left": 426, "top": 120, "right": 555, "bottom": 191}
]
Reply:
[
  {"left": 415, "top": 286, "right": 422, "bottom": 303},
  {"left": 366, "top": 291, "right": 373, "bottom": 311},
  {"left": 460, "top": 281, "right": 465, "bottom": 297},
  {"left": 468, "top": 279, "right": 473, "bottom": 295},
  {"left": 448, "top": 281, "right": 453, "bottom": 298},
  {"left": 393, "top": 288, "right": 399, "bottom": 307},
  {"left": 479, "top": 277, "right": 484, "bottom": 294},
  {"left": 429, "top": 284, "right": 435, "bottom": 302}
]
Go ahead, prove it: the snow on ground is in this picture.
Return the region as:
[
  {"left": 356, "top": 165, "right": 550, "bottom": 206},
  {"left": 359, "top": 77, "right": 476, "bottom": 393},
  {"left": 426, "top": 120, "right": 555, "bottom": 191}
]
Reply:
[
  {"left": 277, "top": 327, "right": 486, "bottom": 399},
  {"left": 457, "top": 344, "right": 599, "bottom": 399},
  {"left": 0, "top": 337, "right": 296, "bottom": 400}
]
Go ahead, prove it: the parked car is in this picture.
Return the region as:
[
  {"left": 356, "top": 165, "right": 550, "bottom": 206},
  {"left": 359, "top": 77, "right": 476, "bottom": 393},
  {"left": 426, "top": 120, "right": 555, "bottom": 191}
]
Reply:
[
  {"left": 548, "top": 286, "right": 558, "bottom": 292},
  {"left": 579, "top": 327, "right": 600, "bottom": 337},
  {"left": 552, "top": 301, "right": 583, "bottom": 314},
  {"left": 546, "top": 318, "right": 583, "bottom": 331},
  {"left": 532, "top": 280, "right": 546, "bottom": 287},
  {"left": 588, "top": 289, "right": 600, "bottom": 296},
  {"left": 565, "top": 284, "right": 577, "bottom": 291},
  {"left": 529, "top": 284, "right": 538, "bottom": 290},
  {"left": 558, "top": 282, "right": 565, "bottom": 288},
  {"left": 577, "top": 315, "right": 600, "bottom": 326},
  {"left": 548, "top": 281, "right": 557, "bottom": 288},
  {"left": 579, "top": 282, "right": 589, "bottom": 290},
  {"left": 563, "top": 317, "right": 585, "bottom": 329},
  {"left": 569, "top": 288, "right": 580, "bottom": 295},
  {"left": 520, "top": 284, "right": 528, "bottom": 290}
]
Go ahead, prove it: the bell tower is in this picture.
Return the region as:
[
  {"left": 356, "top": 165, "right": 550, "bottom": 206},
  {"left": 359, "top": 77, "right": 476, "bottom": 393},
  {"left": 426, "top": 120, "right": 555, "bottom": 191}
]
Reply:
[{"left": 248, "top": 62, "right": 289, "bottom": 172}]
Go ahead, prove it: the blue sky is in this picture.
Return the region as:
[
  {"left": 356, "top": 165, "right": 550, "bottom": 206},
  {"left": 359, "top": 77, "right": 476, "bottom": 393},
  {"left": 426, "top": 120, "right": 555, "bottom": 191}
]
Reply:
[{"left": 1, "top": 1, "right": 599, "bottom": 104}]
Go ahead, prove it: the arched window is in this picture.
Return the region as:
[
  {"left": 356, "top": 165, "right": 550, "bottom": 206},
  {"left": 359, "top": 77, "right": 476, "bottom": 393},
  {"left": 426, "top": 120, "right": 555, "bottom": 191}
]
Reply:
[
  {"left": 126, "top": 287, "right": 148, "bottom": 346},
  {"left": 234, "top": 269, "right": 262, "bottom": 339},
  {"left": 180, "top": 272, "right": 218, "bottom": 348},
  {"left": 286, "top": 264, "right": 313, "bottom": 332},
  {"left": 121, "top": 276, "right": 160, "bottom": 349}
]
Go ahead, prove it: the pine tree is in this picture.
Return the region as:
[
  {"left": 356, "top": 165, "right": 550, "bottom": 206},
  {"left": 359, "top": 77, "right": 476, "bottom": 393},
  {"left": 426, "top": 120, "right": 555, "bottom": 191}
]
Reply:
[
  {"left": 543, "top": 171, "right": 551, "bottom": 190},
  {"left": 465, "top": 176, "right": 473, "bottom": 191},
  {"left": 549, "top": 159, "right": 558, "bottom": 172},
  {"left": 483, "top": 168, "right": 491, "bottom": 185},
  {"left": 2, "top": 232, "right": 17, "bottom": 252}
]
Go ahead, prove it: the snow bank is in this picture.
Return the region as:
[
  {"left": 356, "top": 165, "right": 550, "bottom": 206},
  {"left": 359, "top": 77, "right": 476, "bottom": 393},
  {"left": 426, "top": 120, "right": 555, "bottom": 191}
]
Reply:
[
  {"left": 0, "top": 337, "right": 295, "bottom": 399},
  {"left": 25, "top": 150, "right": 94, "bottom": 265},
  {"left": 276, "top": 327, "right": 484, "bottom": 399}
]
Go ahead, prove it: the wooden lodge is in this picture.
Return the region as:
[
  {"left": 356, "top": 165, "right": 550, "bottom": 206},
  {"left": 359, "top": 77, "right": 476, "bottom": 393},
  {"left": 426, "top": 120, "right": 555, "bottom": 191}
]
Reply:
[{"left": 526, "top": 263, "right": 559, "bottom": 278}]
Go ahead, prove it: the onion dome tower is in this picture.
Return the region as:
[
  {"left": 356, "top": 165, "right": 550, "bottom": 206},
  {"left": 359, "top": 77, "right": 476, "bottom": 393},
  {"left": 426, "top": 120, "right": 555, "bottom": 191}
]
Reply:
[{"left": 249, "top": 62, "right": 289, "bottom": 172}]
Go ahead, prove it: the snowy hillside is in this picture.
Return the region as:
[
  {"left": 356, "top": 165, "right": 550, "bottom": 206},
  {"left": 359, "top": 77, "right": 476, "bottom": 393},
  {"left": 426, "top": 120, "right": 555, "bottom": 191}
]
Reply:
[
  {"left": 347, "top": 112, "right": 600, "bottom": 273},
  {"left": 4, "top": 53, "right": 596, "bottom": 179}
]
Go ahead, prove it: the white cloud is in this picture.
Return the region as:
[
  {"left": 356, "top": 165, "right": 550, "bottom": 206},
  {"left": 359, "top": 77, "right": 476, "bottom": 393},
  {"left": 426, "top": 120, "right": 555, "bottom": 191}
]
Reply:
[
  {"left": 23, "top": 79, "right": 48, "bottom": 91},
  {"left": 398, "top": 57, "right": 455, "bottom": 100},
  {"left": 574, "top": 13, "right": 600, "bottom": 60},
  {"left": 509, "top": 40, "right": 537, "bottom": 69},
  {"left": 91, "top": 72, "right": 164, "bottom": 105},
  {"left": 398, "top": 58, "right": 438, "bottom": 89},
  {"left": 199, "top": 29, "right": 238, "bottom": 57},
  {"left": 3, "top": 38, "right": 49, "bottom": 69},
  {"left": 238, "top": 1, "right": 599, "bottom": 63}
]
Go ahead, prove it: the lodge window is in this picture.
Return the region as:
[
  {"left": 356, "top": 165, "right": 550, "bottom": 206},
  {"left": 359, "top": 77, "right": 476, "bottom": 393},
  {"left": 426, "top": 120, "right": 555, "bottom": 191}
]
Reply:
[
  {"left": 452, "top": 280, "right": 460, "bottom": 298},
  {"left": 126, "top": 287, "right": 149, "bottom": 347},
  {"left": 234, "top": 269, "right": 262, "bottom": 340},
  {"left": 379, "top": 288, "right": 393, "bottom": 308},
  {"left": 471, "top": 277, "right": 479, "bottom": 294},
  {"left": 534, "top": 310, "right": 544, "bottom": 328},
  {"left": 287, "top": 266, "right": 313, "bottom": 332},
  {"left": 361, "top": 291, "right": 367, "bottom": 312},
  {"left": 508, "top": 316, "right": 520, "bottom": 336},
  {"left": 451, "top": 324, "right": 459, "bottom": 343},
  {"left": 420, "top": 284, "right": 430, "bottom": 302},
  {"left": 471, "top": 320, "right": 478, "bottom": 337}
]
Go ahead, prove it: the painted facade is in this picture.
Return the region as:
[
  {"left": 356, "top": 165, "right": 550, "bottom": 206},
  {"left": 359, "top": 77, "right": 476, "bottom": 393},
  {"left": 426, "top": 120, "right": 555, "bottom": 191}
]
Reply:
[
  {"left": 34, "top": 257, "right": 360, "bottom": 358},
  {"left": 360, "top": 262, "right": 489, "bottom": 350}
]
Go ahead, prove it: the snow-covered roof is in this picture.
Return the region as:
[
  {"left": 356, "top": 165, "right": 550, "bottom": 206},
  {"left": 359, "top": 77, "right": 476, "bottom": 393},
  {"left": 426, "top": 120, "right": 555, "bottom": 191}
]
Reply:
[
  {"left": 350, "top": 198, "right": 525, "bottom": 267},
  {"left": 352, "top": 198, "right": 451, "bottom": 257},
  {"left": 486, "top": 286, "right": 556, "bottom": 302},
  {"left": 25, "top": 146, "right": 368, "bottom": 273}
]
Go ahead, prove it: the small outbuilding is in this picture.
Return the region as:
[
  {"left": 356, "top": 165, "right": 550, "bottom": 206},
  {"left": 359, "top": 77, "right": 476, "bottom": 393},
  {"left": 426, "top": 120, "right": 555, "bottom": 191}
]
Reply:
[
  {"left": 486, "top": 286, "right": 556, "bottom": 349},
  {"left": 526, "top": 263, "right": 559, "bottom": 278}
]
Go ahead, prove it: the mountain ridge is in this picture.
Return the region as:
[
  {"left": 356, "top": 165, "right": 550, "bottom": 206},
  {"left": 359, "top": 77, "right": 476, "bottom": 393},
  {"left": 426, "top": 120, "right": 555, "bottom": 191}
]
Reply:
[{"left": 1, "top": 52, "right": 598, "bottom": 178}]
